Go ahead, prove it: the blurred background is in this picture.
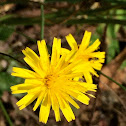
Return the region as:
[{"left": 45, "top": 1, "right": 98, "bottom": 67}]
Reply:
[{"left": 0, "top": 0, "right": 126, "bottom": 126}]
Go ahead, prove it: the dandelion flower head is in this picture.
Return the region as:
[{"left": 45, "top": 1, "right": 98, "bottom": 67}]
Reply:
[
  {"left": 62, "top": 31, "right": 105, "bottom": 84},
  {"left": 11, "top": 32, "right": 99, "bottom": 124}
]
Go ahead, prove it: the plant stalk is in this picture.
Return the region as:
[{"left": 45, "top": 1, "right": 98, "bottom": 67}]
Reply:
[
  {"left": 40, "top": 4, "right": 44, "bottom": 40},
  {"left": 99, "top": 71, "right": 126, "bottom": 91},
  {"left": 0, "top": 99, "right": 13, "bottom": 126}
]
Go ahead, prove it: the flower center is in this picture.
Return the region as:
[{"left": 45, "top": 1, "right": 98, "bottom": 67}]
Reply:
[{"left": 44, "top": 74, "right": 56, "bottom": 88}]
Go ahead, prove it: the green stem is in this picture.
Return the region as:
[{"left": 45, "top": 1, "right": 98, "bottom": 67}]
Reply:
[
  {"left": 99, "top": 71, "right": 126, "bottom": 91},
  {"left": 0, "top": 99, "right": 13, "bottom": 126},
  {"left": 40, "top": 4, "right": 44, "bottom": 40},
  {"left": 0, "top": 52, "right": 26, "bottom": 66}
]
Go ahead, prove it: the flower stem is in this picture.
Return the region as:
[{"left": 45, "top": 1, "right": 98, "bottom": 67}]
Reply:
[
  {"left": 0, "top": 99, "right": 13, "bottom": 126},
  {"left": 40, "top": 4, "right": 44, "bottom": 40},
  {"left": 0, "top": 52, "right": 25, "bottom": 66},
  {"left": 99, "top": 71, "right": 126, "bottom": 91},
  {"left": 0, "top": 52, "right": 31, "bottom": 69}
]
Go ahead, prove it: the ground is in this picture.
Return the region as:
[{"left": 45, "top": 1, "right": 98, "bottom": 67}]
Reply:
[{"left": 0, "top": 1, "right": 126, "bottom": 126}]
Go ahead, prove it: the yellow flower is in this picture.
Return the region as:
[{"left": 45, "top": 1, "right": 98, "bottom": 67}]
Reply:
[
  {"left": 62, "top": 31, "right": 105, "bottom": 84},
  {"left": 11, "top": 37, "right": 97, "bottom": 124}
]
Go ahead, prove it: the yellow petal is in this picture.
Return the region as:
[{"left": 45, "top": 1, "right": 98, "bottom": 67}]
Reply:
[
  {"left": 83, "top": 72, "right": 93, "bottom": 84},
  {"left": 77, "top": 93, "right": 90, "bottom": 105},
  {"left": 37, "top": 40, "right": 50, "bottom": 72},
  {"left": 51, "top": 37, "right": 61, "bottom": 66},
  {"left": 85, "top": 39, "right": 101, "bottom": 53},
  {"left": 61, "top": 48, "right": 70, "bottom": 55},
  {"left": 11, "top": 83, "right": 39, "bottom": 91},
  {"left": 66, "top": 34, "right": 78, "bottom": 50},
  {"left": 59, "top": 60, "right": 81, "bottom": 75},
  {"left": 22, "top": 47, "right": 44, "bottom": 75},
  {"left": 50, "top": 90, "right": 61, "bottom": 121},
  {"left": 65, "top": 50, "right": 76, "bottom": 62},
  {"left": 22, "top": 47, "right": 39, "bottom": 63},
  {"left": 63, "top": 93, "right": 80, "bottom": 109},
  {"left": 90, "top": 62, "right": 103, "bottom": 70},
  {"left": 39, "top": 92, "right": 51, "bottom": 123},
  {"left": 25, "top": 79, "right": 44, "bottom": 85},
  {"left": 12, "top": 90, "right": 27, "bottom": 94},
  {"left": 33, "top": 88, "right": 47, "bottom": 111},
  {"left": 23, "top": 57, "right": 46, "bottom": 78},
  {"left": 56, "top": 92, "right": 75, "bottom": 122},
  {"left": 89, "top": 52, "right": 105, "bottom": 59},
  {"left": 55, "top": 54, "right": 66, "bottom": 70},
  {"left": 79, "top": 31, "right": 91, "bottom": 51},
  {"left": 11, "top": 67, "right": 38, "bottom": 79},
  {"left": 56, "top": 39, "right": 61, "bottom": 61},
  {"left": 28, "top": 86, "right": 42, "bottom": 94},
  {"left": 17, "top": 93, "right": 38, "bottom": 110}
]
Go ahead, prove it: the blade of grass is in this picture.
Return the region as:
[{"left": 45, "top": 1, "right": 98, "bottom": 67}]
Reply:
[
  {"left": 107, "top": 24, "right": 120, "bottom": 63},
  {"left": 40, "top": 4, "right": 44, "bottom": 40},
  {"left": 66, "top": 18, "right": 126, "bottom": 25},
  {"left": 98, "top": 71, "right": 126, "bottom": 91},
  {"left": 0, "top": 52, "right": 26, "bottom": 66},
  {"left": 0, "top": 15, "right": 15, "bottom": 22},
  {"left": 1, "top": 16, "right": 126, "bottom": 25},
  {"left": 0, "top": 99, "right": 13, "bottom": 126}
]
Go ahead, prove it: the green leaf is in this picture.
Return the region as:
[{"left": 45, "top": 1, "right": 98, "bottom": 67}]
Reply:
[
  {"left": 90, "top": 33, "right": 99, "bottom": 46},
  {"left": 0, "top": 15, "right": 15, "bottom": 22},
  {"left": 1, "top": 13, "right": 126, "bottom": 26},
  {"left": 107, "top": 24, "right": 120, "bottom": 63},
  {"left": 120, "top": 60, "right": 126, "bottom": 69},
  {"left": 66, "top": 18, "right": 126, "bottom": 25},
  {"left": 0, "top": 72, "right": 24, "bottom": 97},
  {"left": 90, "top": 24, "right": 105, "bottom": 45},
  {"left": 0, "top": 25, "right": 15, "bottom": 40},
  {"left": 116, "top": 9, "right": 126, "bottom": 20}
]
